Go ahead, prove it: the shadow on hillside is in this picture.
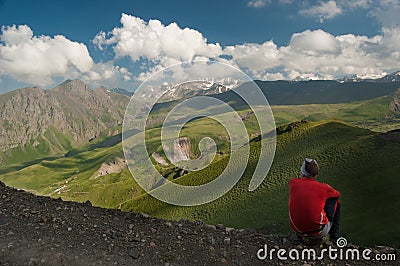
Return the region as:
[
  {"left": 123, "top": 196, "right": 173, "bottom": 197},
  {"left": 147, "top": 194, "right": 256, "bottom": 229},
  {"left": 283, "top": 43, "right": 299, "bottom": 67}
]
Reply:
[
  {"left": 64, "top": 129, "right": 139, "bottom": 157},
  {"left": 0, "top": 130, "right": 139, "bottom": 175},
  {"left": 0, "top": 156, "right": 61, "bottom": 175}
]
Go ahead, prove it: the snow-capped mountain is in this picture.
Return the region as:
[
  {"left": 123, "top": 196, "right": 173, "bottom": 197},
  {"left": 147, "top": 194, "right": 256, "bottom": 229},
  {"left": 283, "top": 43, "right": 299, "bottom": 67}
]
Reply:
[
  {"left": 338, "top": 71, "right": 400, "bottom": 83},
  {"left": 157, "top": 79, "right": 243, "bottom": 103},
  {"left": 377, "top": 71, "right": 400, "bottom": 82}
]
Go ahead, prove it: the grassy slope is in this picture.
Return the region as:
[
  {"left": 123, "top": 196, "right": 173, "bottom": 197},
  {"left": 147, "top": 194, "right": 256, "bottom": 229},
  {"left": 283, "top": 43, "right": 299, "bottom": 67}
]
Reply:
[
  {"left": 120, "top": 120, "right": 400, "bottom": 248},
  {"left": 0, "top": 127, "right": 72, "bottom": 165},
  {"left": 0, "top": 123, "right": 123, "bottom": 167},
  {"left": 0, "top": 127, "right": 145, "bottom": 209}
]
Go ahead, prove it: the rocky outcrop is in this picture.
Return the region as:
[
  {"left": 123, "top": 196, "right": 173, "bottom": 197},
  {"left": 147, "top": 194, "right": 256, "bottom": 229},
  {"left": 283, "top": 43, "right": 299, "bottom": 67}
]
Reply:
[
  {"left": 390, "top": 88, "right": 400, "bottom": 115},
  {"left": 173, "top": 137, "right": 191, "bottom": 162},
  {"left": 93, "top": 157, "right": 126, "bottom": 178},
  {"left": 151, "top": 152, "right": 169, "bottom": 166}
]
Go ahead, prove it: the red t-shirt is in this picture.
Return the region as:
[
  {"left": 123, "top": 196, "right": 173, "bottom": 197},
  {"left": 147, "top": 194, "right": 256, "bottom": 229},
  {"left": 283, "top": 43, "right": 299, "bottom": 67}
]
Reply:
[{"left": 288, "top": 177, "right": 340, "bottom": 236}]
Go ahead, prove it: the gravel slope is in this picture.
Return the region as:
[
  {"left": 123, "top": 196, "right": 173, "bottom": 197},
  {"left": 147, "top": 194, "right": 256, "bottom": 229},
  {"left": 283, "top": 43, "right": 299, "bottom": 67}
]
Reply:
[{"left": 0, "top": 182, "right": 398, "bottom": 265}]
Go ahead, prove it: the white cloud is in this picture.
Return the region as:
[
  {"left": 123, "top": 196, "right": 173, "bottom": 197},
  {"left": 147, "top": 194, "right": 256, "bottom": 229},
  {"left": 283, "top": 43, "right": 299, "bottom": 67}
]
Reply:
[
  {"left": 282, "top": 28, "right": 400, "bottom": 78},
  {"left": 381, "top": 27, "right": 400, "bottom": 53},
  {"left": 321, "top": 1, "right": 400, "bottom": 27},
  {"left": 95, "top": 14, "right": 400, "bottom": 82},
  {"left": 0, "top": 25, "right": 93, "bottom": 86},
  {"left": 94, "top": 14, "right": 222, "bottom": 64},
  {"left": 0, "top": 25, "right": 130, "bottom": 87},
  {"left": 369, "top": 3, "right": 400, "bottom": 28},
  {"left": 94, "top": 14, "right": 224, "bottom": 85},
  {"left": 299, "top": 1, "right": 343, "bottom": 22},
  {"left": 247, "top": 0, "right": 271, "bottom": 8},
  {"left": 289, "top": 29, "right": 340, "bottom": 55},
  {"left": 279, "top": 0, "right": 400, "bottom": 27},
  {"left": 5, "top": 14, "right": 400, "bottom": 88},
  {"left": 223, "top": 41, "right": 282, "bottom": 78},
  {"left": 82, "top": 61, "right": 132, "bottom": 86},
  {"left": 1, "top": 24, "right": 34, "bottom": 45},
  {"left": 222, "top": 28, "right": 400, "bottom": 80},
  {"left": 337, "top": 0, "right": 374, "bottom": 8}
]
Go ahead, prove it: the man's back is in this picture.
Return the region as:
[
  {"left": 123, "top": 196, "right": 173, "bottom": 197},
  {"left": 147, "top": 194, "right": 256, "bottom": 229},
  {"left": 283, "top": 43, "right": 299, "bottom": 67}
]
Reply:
[{"left": 289, "top": 177, "right": 340, "bottom": 235}]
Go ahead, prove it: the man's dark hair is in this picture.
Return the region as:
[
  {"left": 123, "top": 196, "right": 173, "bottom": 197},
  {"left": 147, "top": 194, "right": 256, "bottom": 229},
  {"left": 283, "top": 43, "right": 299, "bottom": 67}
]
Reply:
[{"left": 305, "top": 160, "right": 319, "bottom": 177}]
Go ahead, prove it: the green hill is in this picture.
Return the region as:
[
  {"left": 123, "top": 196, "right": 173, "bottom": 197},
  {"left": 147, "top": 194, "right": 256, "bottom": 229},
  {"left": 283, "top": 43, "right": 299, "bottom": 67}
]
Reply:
[
  {"left": 1, "top": 120, "right": 399, "bottom": 248},
  {"left": 118, "top": 120, "right": 400, "bottom": 247}
]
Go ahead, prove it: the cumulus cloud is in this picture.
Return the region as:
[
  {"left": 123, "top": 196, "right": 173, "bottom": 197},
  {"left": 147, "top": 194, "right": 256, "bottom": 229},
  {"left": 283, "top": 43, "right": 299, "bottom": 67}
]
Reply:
[
  {"left": 94, "top": 14, "right": 222, "bottom": 64},
  {"left": 284, "top": 28, "right": 400, "bottom": 78},
  {"left": 222, "top": 27, "right": 400, "bottom": 80},
  {"left": 289, "top": 29, "right": 340, "bottom": 55},
  {"left": 4, "top": 13, "right": 400, "bottom": 88},
  {"left": 299, "top": 1, "right": 343, "bottom": 22},
  {"left": 0, "top": 25, "right": 93, "bottom": 86},
  {"left": 247, "top": 0, "right": 271, "bottom": 8},
  {"left": 93, "top": 14, "right": 224, "bottom": 84},
  {"left": 0, "top": 25, "right": 131, "bottom": 87},
  {"left": 81, "top": 61, "right": 132, "bottom": 87},
  {"left": 91, "top": 14, "right": 400, "bottom": 82},
  {"left": 223, "top": 41, "right": 282, "bottom": 78}
]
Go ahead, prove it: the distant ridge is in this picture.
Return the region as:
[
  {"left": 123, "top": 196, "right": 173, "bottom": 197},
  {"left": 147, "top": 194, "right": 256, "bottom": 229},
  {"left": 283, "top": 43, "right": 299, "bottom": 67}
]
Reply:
[
  {"left": 214, "top": 79, "right": 400, "bottom": 106},
  {"left": 110, "top": 87, "right": 134, "bottom": 97}
]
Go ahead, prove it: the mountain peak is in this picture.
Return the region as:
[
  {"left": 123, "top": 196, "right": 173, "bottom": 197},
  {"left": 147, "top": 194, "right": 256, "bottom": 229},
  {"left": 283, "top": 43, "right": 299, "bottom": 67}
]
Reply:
[
  {"left": 58, "top": 79, "right": 86, "bottom": 87},
  {"left": 52, "top": 79, "right": 92, "bottom": 96},
  {"left": 292, "top": 75, "right": 311, "bottom": 82}
]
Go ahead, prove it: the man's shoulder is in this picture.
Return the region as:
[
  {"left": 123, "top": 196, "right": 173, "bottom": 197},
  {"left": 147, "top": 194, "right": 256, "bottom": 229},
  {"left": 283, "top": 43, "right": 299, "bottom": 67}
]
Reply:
[
  {"left": 288, "top": 177, "right": 312, "bottom": 185},
  {"left": 315, "top": 181, "right": 339, "bottom": 193},
  {"left": 289, "top": 178, "right": 328, "bottom": 187}
]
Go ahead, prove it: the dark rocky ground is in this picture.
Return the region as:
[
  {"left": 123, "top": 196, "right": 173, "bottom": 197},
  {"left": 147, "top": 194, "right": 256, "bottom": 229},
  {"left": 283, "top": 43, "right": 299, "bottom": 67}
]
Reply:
[{"left": 0, "top": 181, "right": 398, "bottom": 265}]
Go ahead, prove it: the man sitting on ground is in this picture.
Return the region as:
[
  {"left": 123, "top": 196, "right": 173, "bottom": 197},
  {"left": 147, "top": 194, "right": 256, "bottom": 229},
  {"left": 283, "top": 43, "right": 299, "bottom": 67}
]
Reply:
[{"left": 288, "top": 158, "right": 341, "bottom": 245}]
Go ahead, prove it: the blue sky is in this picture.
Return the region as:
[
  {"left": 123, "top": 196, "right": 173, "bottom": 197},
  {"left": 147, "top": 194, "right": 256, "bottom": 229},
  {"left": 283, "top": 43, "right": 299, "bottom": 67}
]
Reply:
[{"left": 0, "top": 0, "right": 399, "bottom": 92}]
